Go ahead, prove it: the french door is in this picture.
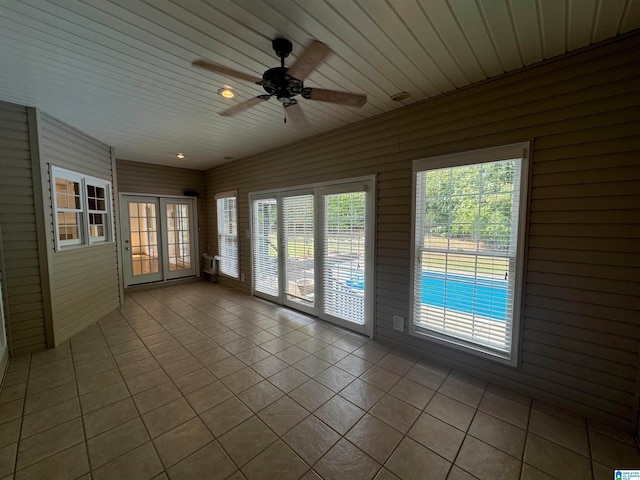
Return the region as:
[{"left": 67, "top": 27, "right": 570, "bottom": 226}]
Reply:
[
  {"left": 251, "top": 178, "right": 374, "bottom": 335},
  {"left": 121, "top": 195, "right": 197, "bottom": 286}
]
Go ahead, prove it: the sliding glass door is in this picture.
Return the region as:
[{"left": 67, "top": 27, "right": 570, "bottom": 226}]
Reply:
[{"left": 251, "top": 178, "right": 373, "bottom": 335}]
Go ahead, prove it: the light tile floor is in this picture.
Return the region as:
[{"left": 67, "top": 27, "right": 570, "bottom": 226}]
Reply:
[{"left": 1, "top": 281, "right": 639, "bottom": 480}]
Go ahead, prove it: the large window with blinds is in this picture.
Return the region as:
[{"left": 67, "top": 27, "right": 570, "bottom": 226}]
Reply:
[
  {"left": 252, "top": 197, "right": 279, "bottom": 297},
  {"left": 216, "top": 191, "right": 239, "bottom": 279},
  {"left": 411, "top": 143, "right": 529, "bottom": 364}
]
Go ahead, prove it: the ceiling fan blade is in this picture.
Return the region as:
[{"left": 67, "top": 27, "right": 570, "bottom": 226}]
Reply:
[
  {"left": 220, "top": 96, "right": 268, "bottom": 117},
  {"left": 192, "top": 60, "right": 262, "bottom": 84},
  {"left": 286, "top": 40, "right": 331, "bottom": 81},
  {"left": 284, "top": 102, "right": 308, "bottom": 127},
  {"left": 302, "top": 88, "right": 367, "bottom": 107}
]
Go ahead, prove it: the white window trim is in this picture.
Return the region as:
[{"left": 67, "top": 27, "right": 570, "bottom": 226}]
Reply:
[
  {"left": 409, "top": 142, "right": 530, "bottom": 366},
  {"left": 51, "top": 166, "right": 114, "bottom": 252},
  {"left": 216, "top": 190, "right": 239, "bottom": 279}
]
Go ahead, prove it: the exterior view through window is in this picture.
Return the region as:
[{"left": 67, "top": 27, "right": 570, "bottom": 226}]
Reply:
[
  {"left": 250, "top": 178, "right": 373, "bottom": 335},
  {"left": 412, "top": 143, "right": 529, "bottom": 364}
]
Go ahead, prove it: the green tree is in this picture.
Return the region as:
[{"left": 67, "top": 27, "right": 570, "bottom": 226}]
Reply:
[{"left": 423, "top": 160, "right": 516, "bottom": 249}]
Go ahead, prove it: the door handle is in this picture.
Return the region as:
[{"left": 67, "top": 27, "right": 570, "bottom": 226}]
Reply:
[{"left": 125, "top": 247, "right": 130, "bottom": 250}]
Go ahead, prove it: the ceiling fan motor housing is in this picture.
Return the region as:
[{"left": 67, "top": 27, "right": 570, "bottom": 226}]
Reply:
[
  {"left": 260, "top": 67, "right": 304, "bottom": 105},
  {"left": 272, "top": 38, "right": 293, "bottom": 59}
]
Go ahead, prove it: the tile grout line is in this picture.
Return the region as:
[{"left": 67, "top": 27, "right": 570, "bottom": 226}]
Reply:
[
  {"left": 11, "top": 352, "right": 32, "bottom": 478},
  {"left": 70, "top": 338, "right": 94, "bottom": 480},
  {"left": 111, "top": 291, "right": 203, "bottom": 478},
  {"left": 9, "top": 281, "right": 636, "bottom": 480}
]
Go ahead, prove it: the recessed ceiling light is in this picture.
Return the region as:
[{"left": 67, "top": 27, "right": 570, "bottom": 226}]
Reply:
[
  {"left": 218, "top": 88, "right": 234, "bottom": 98},
  {"left": 176, "top": 153, "right": 185, "bottom": 159},
  {"left": 391, "top": 91, "right": 411, "bottom": 102}
]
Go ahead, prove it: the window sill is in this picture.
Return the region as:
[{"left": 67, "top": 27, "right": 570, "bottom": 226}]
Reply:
[{"left": 409, "top": 323, "right": 518, "bottom": 367}]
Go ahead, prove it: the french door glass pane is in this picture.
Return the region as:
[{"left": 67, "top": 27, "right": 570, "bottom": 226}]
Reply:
[
  {"left": 166, "top": 203, "right": 192, "bottom": 271},
  {"left": 253, "top": 198, "right": 279, "bottom": 297},
  {"left": 323, "top": 191, "right": 366, "bottom": 324},
  {"left": 283, "top": 194, "right": 315, "bottom": 307},
  {"left": 129, "top": 202, "right": 159, "bottom": 276}
]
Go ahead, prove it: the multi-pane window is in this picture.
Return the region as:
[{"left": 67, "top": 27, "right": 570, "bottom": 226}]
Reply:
[
  {"left": 411, "top": 143, "right": 529, "bottom": 364},
  {"left": 55, "top": 175, "right": 83, "bottom": 246},
  {"left": 87, "top": 184, "right": 108, "bottom": 241},
  {"left": 216, "top": 191, "right": 239, "bottom": 279},
  {"left": 52, "top": 166, "right": 112, "bottom": 250}
]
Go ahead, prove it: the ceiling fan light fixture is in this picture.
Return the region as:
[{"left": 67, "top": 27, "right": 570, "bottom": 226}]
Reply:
[
  {"left": 217, "top": 88, "right": 235, "bottom": 98},
  {"left": 391, "top": 91, "right": 411, "bottom": 102},
  {"left": 192, "top": 38, "right": 367, "bottom": 123},
  {"left": 176, "top": 153, "right": 185, "bottom": 159}
]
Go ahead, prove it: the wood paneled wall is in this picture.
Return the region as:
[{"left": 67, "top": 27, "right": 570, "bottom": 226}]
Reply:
[
  {"left": 205, "top": 34, "right": 640, "bottom": 430},
  {"left": 38, "top": 113, "right": 121, "bottom": 345},
  {"left": 0, "top": 102, "right": 47, "bottom": 354}
]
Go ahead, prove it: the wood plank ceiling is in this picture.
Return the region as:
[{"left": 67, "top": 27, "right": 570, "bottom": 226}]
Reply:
[{"left": 0, "top": 0, "right": 638, "bottom": 170}]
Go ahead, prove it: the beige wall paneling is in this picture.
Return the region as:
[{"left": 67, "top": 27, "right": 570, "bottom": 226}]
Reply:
[
  {"left": 27, "top": 109, "right": 54, "bottom": 348},
  {"left": 204, "top": 34, "right": 640, "bottom": 430},
  {"left": 0, "top": 101, "right": 47, "bottom": 354},
  {"left": 38, "top": 113, "right": 120, "bottom": 346},
  {"left": 111, "top": 148, "right": 125, "bottom": 304}
]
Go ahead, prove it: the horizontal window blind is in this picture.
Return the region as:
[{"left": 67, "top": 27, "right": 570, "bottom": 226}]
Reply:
[
  {"left": 413, "top": 144, "right": 527, "bottom": 361},
  {"left": 216, "top": 192, "right": 239, "bottom": 279},
  {"left": 283, "top": 194, "right": 315, "bottom": 307},
  {"left": 252, "top": 198, "right": 279, "bottom": 297},
  {"left": 323, "top": 191, "right": 366, "bottom": 324}
]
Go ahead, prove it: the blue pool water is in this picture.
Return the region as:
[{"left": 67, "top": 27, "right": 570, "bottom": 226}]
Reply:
[
  {"left": 347, "top": 270, "right": 508, "bottom": 322},
  {"left": 421, "top": 271, "right": 508, "bottom": 322}
]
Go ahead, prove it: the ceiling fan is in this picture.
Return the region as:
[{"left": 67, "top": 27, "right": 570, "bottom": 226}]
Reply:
[{"left": 192, "top": 38, "right": 367, "bottom": 126}]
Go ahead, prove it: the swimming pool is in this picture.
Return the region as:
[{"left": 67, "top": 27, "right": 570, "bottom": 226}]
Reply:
[
  {"left": 346, "top": 270, "right": 508, "bottom": 322},
  {"left": 420, "top": 271, "right": 508, "bottom": 322}
]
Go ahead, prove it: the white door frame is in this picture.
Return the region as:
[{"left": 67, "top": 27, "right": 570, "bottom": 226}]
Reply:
[
  {"left": 120, "top": 193, "right": 199, "bottom": 287},
  {"left": 317, "top": 182, "right": 374, "bottom": 336}
]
